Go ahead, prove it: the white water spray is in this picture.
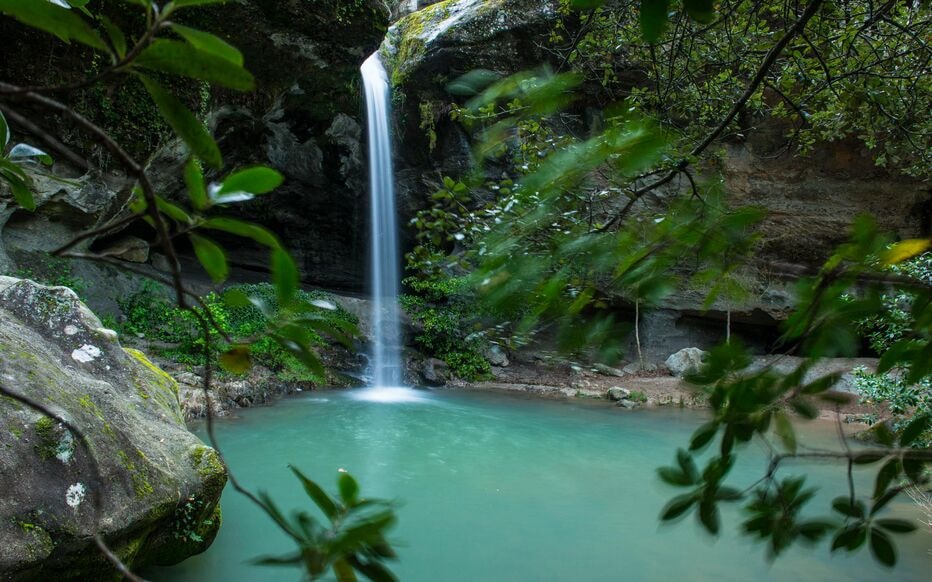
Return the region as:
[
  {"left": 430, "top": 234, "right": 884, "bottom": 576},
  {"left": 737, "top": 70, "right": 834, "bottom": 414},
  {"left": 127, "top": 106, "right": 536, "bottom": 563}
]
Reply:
[{"left": 362, "top": 52, "right": 403, "bottom": 388}]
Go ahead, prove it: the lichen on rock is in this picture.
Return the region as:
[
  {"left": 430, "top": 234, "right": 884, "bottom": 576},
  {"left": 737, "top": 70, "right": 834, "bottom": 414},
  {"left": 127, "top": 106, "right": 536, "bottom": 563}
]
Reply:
[{"left": 0, "top": 277, "right": 226, "bottom": 579}]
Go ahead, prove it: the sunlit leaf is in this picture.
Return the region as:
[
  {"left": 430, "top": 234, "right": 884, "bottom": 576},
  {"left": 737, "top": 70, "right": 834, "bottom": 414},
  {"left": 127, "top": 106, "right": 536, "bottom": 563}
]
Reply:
[
  {"left": 218, "top": 166, "right": 284, "bottom": 196},
  {"left": 882, "top": 238, "right": 931, "bottom": 266},
  {"left": 272, "top": 247, "right": 299, "bottom": 303}
]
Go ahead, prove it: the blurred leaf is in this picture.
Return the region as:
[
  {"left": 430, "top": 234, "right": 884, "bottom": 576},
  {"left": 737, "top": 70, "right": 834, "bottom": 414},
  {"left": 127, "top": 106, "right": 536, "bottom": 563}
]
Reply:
[
  {"left": 683, "top": 0, "right": 715, "bottom": 24},
  {"left": 660, "top": 493, "right": 695, "bottom": 520},
  {"left": 832, "top": 524, "right": 866, "bottom": 552},
  {"left": 774, "top": 411, "right": 796, "bottom": 454},
  {"left": 99, "top": 15, "right": 126, "bottom": 58},
  {"left": 875, "top": 518, "right": 916, "bottom": 534},
  {"left": 639, "top": 0, "right": 670, "bottom": 43},
  {"left": 155, "top": 195, "right": 192, "bottom": 224},
  {"left": 218, "top": 166, "right": 283, "bottom": 196},
  {"left": 190, "top": 233, "right": 228, "bottom": 282},
  {"left": 272, "top": 247, "right": 299, "bottom": 303},
  {"left": 140, "top": 75, "right": 222, "bottom": 168},
  {"left": 698, "top": 499, "right": 720, "bottom": 535},
  {"left": 338, "top": 472, "right": 359, "bottom": 505},
  {"left": 289, "top": 466, "right": 338, "bottom": 520},
  {"left": 882, "top": 239, "right": 930, "bottom": 266},
  {"left": 0, "top": 170, "right": 35, "bottom": 211},
  {"left": 219, "top": 345, "right": 252, "bottom": 374},
  {"left": 689, "top": 422, "right": 718, "bottom": 451},
  {"left": 135, "top": 39, "right": 254, "bottom": 91},
  {"left": 0, "top": 109, "right": 9, "bottom": 147},
  {"left": 0, "top": 0, "right": 106, "bottom": 50},
  {"left": 869, "top": 527, "right": 896, "bottom": 567},
  {"left": 899, "top": 413, "right": 930, "bottom": 447},
  {"left": 202, "top": 217, "right": 280, "bottom": 247},
  {"left": 170, "top": 23, "right": 243, "bottom": 65},
  {"left": 185, "top": 158, "right": 208, "bottom": 210},
  {"left": 831, "top": 496, "right": 865, "bottom": 519}
]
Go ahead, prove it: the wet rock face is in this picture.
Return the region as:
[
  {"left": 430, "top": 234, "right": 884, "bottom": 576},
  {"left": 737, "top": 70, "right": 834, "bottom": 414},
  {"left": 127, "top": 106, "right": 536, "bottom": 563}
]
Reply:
[{"left": 0, "top": 277, "right": 226, "bottom": 579}]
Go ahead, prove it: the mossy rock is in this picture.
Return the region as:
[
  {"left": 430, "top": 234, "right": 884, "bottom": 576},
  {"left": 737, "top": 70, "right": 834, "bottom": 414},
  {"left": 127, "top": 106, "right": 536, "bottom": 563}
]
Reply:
[{"left": 0, "top": 278, "right": 226, "bottom": 579}]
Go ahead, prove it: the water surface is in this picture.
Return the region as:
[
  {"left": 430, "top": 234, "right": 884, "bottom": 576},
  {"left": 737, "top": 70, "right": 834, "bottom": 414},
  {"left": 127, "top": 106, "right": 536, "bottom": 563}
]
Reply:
[{"left": 153, "top": 389, "right": 931, "bottom": 581}]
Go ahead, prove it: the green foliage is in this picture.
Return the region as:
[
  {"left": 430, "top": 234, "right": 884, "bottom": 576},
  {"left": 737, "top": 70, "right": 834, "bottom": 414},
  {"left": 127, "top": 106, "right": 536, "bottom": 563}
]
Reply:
[
  {"left": 554, "top": 0, "right": 931, "bottom": 177},
  {"left": 255, "top": 468, "right": 398, "bottom": 582},
  {"left": 117, "top": 282, "right": 357, "bottom": 384},
  {"left": 10, "top": 255, "right": 86, "bottom": 298},
  {"left": 628, "top": 390, "right": 648, "bottom": 403},
  {"left": 854, "top": 252, "right": 932, "bottom": 447},
  {"left": 400, "top": 277, "right": 492, "bottom": 381}
]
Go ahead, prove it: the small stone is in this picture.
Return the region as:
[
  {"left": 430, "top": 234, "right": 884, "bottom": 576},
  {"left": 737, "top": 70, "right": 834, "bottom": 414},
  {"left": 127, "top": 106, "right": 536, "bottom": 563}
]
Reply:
[
  {"left": 592, "top": 363, "right": 625, "bottom": 377},
  {"left": 99, "top": 236, "right": 149, "bottom": 263},
  {"left": 485, "top": 344, "right": 509, "bottom": 367},
  {"left": 420, "top": 358, "right": 449, "bottom": 387},
  {"left": 623, "top": 361, "right": 658, "bottom": 375},
  {"left": 617, "top": 399, "right": 638, "bottom": 409},
  {"left": 606, "top": 386, "right": 630, "bottom": 401}
]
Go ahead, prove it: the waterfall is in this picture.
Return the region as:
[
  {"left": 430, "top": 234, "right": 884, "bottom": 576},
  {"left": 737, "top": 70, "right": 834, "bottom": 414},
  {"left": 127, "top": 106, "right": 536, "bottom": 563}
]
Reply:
[{"left": 362, "top": 52, "right": 403, "bottom": 388}]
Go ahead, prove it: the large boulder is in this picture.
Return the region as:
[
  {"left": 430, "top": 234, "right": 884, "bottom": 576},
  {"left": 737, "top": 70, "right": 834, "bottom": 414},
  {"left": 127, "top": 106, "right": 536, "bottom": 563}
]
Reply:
[
  {"left": 0, "top": 277, "right": 226, "bottom": 579},
  {"left": 665, "top": 347, "right": 709, "bottom": 378}
]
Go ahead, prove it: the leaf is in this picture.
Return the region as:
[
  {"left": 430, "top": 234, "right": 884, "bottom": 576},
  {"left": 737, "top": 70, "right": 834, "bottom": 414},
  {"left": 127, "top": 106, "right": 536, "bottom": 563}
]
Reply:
[
  {"left": 875, "top": 518, "right": 917, "bottom": 534},
  {"left": 218, "top": 166, "right": 284, "bottom": 196},
  {"left": 659, "top": 494, "right": 695, "bottom": 521},
  {"left": 202, "top": 217, "right": 280, "bottom": 247},
  {"left": 639, "top": 0, "right": 670, "bottom": 43},
  {"left": 689, "top": 421, "right": 718, "bottom": 451},
  {"left": 789, "top": 397, "right": 818, "bottom": 420},
  {"left": 338, "top": 472, "right": 360, "bottom": 505},
  {"left": 289, "top": 466, "right": 338, "bottom": 520},
  {"left": 100, "top": 15, "right": 126, "bottom": 58},
  {"left": 0, "top": 170, "right": 35, "bottom": 211},
  {"left": 873, "top": 459, "right": 899, "bottom": 500},
  {"left": 832, "top": 525, "right": 866, "bottom": 552},
  {"left": 657, "top": 466, "right": 693, "bottom": 486},
  {"left": 272, "top": 247, "right": 298, "bottom": 303},
  {"left": 683, "top": 0, "right": 715, "bottom": 24},
  {"left": 219, "top": 345, "right": 252, "bottom": 374},
  {"left": 184, "top": 158, "right": 208, "bottom": 210},
  {"left": 190, "top": 233, "right": 228, "bottom": 283},
  {"left": 774, "top": 411, "right": 796, "bottom": 454},
  {"left": 135, "top": 39, "right": 254, "bottom": 91},
  {"left": 882, "top": 239, "right": 931, "bottom": 266},
  {"left": 155, "top": 195, "right": 192, "bottom": 224},
  {"left": 899, "top": 413, "right": 930, "bottom": 447},
  {"left": 170, "top": 23, "right": 243, "bottom": 65},
  {"left": 0, "top": 0, "right": 105, "bottom": 50},
  {"left": 831, "top": 496, "right": 864, "bottom": 519},
  {"left": 698, "top": 499, "right": 720, "bottom": 535},
  {"left": 139, "top": 75, "right": 222, "bottom": 169},
  {"left": 675, "top": 449, "right": 699, "bottom": 483},
  {"left": 869, "top": 527, "right": 896, "bottom": 567},
  {"left": 0, "top": 109, "right": 9, "bottom": 148}
]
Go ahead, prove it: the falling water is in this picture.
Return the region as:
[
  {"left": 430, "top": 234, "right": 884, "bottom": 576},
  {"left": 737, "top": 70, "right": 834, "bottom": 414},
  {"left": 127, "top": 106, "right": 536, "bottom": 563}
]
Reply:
[{"left": 362, "top": 52, "right": 403, "bottom": 388}]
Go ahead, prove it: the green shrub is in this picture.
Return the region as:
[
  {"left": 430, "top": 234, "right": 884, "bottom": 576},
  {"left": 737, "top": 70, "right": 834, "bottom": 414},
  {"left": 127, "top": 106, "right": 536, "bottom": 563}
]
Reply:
[
  {"left": 115, "top": 282, "right": 356, "bottom": 384},
  {"left": 400, "top": 276, "right": 491, "bottom": 381},
  {"left": 629, "top": 390, "right": 648, "bottom": 404}
]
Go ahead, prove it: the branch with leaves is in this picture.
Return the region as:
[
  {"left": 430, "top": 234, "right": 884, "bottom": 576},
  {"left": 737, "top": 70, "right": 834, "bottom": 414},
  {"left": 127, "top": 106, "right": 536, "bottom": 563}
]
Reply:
[{"left": 0, "top": 1, "right": 398, "bottom": 580}]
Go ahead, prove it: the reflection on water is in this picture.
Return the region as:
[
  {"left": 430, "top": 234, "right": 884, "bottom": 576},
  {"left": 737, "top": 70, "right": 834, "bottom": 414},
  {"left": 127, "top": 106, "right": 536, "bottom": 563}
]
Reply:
[{"left": 150, "top": 389, "right": 931, "bottom": 582}]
